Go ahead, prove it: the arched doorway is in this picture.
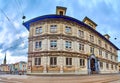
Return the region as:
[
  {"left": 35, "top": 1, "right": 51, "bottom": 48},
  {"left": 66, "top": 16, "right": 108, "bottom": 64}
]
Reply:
[
  {"left": 88, "top": 55, "right": 99, "bottom": 74},
  {"left": 90, "top": 58, "right": 96, "bottom": 74}
]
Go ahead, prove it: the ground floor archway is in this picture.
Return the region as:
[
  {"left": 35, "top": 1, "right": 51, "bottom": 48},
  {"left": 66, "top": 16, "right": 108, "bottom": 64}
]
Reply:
[{"left": 88, "top": 55, "right": 99, "bottom": 74}]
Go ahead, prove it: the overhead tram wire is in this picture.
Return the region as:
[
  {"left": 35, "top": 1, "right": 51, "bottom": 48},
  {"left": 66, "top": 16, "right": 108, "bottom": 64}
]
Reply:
[
  {"left": 0, "top": 8, "right": 27, "bottom": 44},
  {"left": 13, "top": 0, "right": 22, "bottom": 23},
  {"left": 15, "top": 0, "right": 26, "bottom": 22},
  {"left": 0, "top": 8, "right": 20, "bottom": 35}
]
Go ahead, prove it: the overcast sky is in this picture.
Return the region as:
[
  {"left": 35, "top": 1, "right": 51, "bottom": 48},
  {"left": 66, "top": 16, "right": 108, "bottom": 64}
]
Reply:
[{"left": 0, "top": 0, "right": 120, "bottom": 64}]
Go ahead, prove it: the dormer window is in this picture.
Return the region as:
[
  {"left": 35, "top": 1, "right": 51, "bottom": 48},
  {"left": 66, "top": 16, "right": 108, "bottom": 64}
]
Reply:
[
  {"left": 56, "top": 6, "right": 67, "bottom": 15},
  {"left": 59, "top": 11, "right": 63, "bottom": 15}
]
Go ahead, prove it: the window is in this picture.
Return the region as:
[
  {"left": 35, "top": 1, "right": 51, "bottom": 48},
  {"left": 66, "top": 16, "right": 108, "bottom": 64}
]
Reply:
[
  {"left": 50, "top": 25, "right": 57, "bottom": 32},
  {"left": 34, "top": 58, "right": 41, "bottom": 65},
  {"left": 88, "top": 23, "right": 93, "bottom": 27},
  {"left": 80, "top": 59, "right": 85, "bottom": 67},
  {"left": 66, "top": 58, "right": 72, "bottom": 66},
  {"left": 98, "top": 39, "right": 101, "bottom": 46},
  {"left": 50, "top": 57, "right": 57, "bottom": 66},
  {"left": 99, "top": 49, "right": 102, "bottom": 56},
  {"left": 65, "top": 41, "right": 71, "bottom": 49},
  {"left": 111, "top": 55, "right": 113, "bottom": 60},
  {"left": 90, "top": 35, "right": 94, "bottom": 42},
  {"left": 79, "top": 43, "right": 84, "bottom": 51},
  {"left": 59, "top": 11, "right": 63, "bottom": 15},
  {"left": 90, "top": 47, "right": 94, "bottom": 54},
  {"left": 106, "top": 63, "right": 109, "bottom": 69},
  {"left": 36, "top": 27, "right": 42, "bottom": 34},
  {"left": 110, "top": 47, "right": 112, "bottom": 52},
  {"left": 50, "top": 40, "right": 57, "bottom": 48},
  {"left": 111, "top": 64, "right": 113, "bottom": 70},
  {"left": 105, "top": 52, "right": 108, "bottom": 59},
  {"left": 35, "top": 41, "right": 42, "bottom": 48},
  {"left": 78, "top": 30, "right": 84, "bottom": 38},
  {"left": 115, "top": 57, "right": 117, "bottom": 61},
  {"left": 115, "top": 65, "right": 117, "bottom": 70},
  {"left": 100, "top": 62, "right": 103, "bottom": 69},
  {"left": 114, "top": 49, "right": 116, "bottom": 54},
  {"left": 105, "top": 43, "right": 108, "bottom": 49},
  {"left": 65, "top": 26, "right": 71, "bottom": 33}
]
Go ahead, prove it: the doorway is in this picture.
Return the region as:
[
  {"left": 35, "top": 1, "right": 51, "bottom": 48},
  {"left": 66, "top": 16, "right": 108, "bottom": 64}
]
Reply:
[{"left": 90, "top": 58, "right": 96, "bottom": 74}]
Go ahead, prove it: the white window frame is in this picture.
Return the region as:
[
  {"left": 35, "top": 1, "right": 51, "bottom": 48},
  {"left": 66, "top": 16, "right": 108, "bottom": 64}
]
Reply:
[
  {"left": 36, "top": 27, "right": 42, "bottom": 34},
  {"left": 66, "top": 58, "right": 72, "bottom": 66},
  {"left": 78, "top": 30, "right": 84, "bottom": 38},
  {"left": 34, "top": 57, "right": 41, "bottom": 66},
  {"left": 50, "top": 25, "right": 57, "bottom": 32},
  {"left": 80, "top": 59, "right": 85, "bottom": 67},
  {"left": 65, "top": 26, "right": 71, "bottom": 33},
  {"left": 50, "top": 40, "right": 57, "bottom": 48},
  {"left": 79, "top": 43, "right": 84, "bottom": 51},
  {"left": 65, "top": 41, "right": 71, "bottom": 49},
  {"left": 35, "top": 41, "right": 42, "bottom": 48},
  {"left": 50, "top": 57, "right": 57, "bottom": 66}
]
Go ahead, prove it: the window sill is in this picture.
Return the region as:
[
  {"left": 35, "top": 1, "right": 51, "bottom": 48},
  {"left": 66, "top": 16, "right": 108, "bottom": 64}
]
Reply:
[
  {"left": 35, "top": 32, "right": 42, "bottom": 35},
  {"left": 50, "top": 31, "right": 57, "bottom": 33},
  {"left": 50, "top": 47, "right": 57, "bottom": 50},
  {"left": 50, "top": 65, "right": 57, "bottom": 68},
  {"left": 79, "top": 50, "right": 84, "bottom": 53},
  {"left": 35, "top": 48, "right": 42, "bottom": 51},
  {"left": 80, "top": 66, "right": 85, "bottom": 68},
  {"left": 79, "top": 36, "right": 84, "bottom": 39},
  {"left": 65, "top": 32, "right": 72, "bottom": 35},
  {"left": 66, "top": 65, "right": 72, "bottom": 68},
  {"left": 65, "top": 48, "right": 72, "bottom": 51}
]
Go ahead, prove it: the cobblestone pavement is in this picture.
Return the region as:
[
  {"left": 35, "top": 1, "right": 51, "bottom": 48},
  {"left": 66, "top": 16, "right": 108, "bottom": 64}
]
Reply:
[{"left": 0, "top": 74, "right": 120, "bottom": 83}]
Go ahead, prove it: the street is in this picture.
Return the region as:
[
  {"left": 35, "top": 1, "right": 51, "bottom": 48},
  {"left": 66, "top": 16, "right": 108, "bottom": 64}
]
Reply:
[{"left": 0, "top": 74, "right": 120, "bottom": 83}]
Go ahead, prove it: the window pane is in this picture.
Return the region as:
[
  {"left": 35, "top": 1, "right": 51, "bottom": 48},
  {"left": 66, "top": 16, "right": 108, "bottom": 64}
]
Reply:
[
  {"left": 39, "top": 27, "right": 42, "bottom": 33},
  {"left": 50, "top": 57, "right": 57, "bottom": 65},
  {"left": 36, "top": 28, "right": 39, "bottom": 34},
  {"left": 35, "top": 42, "right": 38, "bottom": 48},
  {"left": 50, "top": 25, "right": 57, "bottom": 32},
  {"left": 83, "top": 59, "right": 85, "bottom": 66},
  {"left": 39, "top": 41, "right": 41, "bottom": 48},
  {"left": 70, "top": 58, "right": 72, "bottom": 65},
  {"left": 65, "top": 26, "right": 71, "bottom": 33},
  {"left": 50, "top": 40, "right": 57, "bottom": 47},
  {"left": 35, "top": 58, "right": 37, "bottom": 65},
  {"left": 65, "top": 41, "right": 71, "bottom": 48},
  {"left": 54, "top": 57, "right": 57, "bottom": 65},
  {"left": 66, "top": 58, "right": 68, "bottom": 65},
  {"left": 50, "top": 57, "right": 53, "bottom": 65},
  {"left": 38, "top": 58, "right": 41, "bottom": 65}
]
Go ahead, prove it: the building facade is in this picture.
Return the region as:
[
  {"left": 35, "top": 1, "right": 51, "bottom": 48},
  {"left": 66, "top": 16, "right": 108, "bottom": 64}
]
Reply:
[
  {"left": 23, "top": 6, "right": 119, "bottom": 75},
  {"left": 14, "top": 61, "right": 27, "bottom": 75}
]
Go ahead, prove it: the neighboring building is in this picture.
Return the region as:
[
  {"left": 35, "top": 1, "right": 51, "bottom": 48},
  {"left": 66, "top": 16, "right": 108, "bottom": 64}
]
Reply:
[
  {"left": 23, "top": 6, "right": 119, "bottom": 75},
  {"left": 0, "top": 54, "right": 10, "bottom": 73},
  {"left": 14, "top": 61, "right": 27, "bottom": 75},
  {"left": 8, "top": 64, "right": 15, "bottom": 74},
  {"left": 0, "top": 54, "right": 27, "bottom": 74}
]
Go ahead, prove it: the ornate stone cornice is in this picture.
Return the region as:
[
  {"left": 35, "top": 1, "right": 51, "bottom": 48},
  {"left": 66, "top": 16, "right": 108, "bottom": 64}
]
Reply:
[{"left": 28, "top": 51, "right": 88, "bottom": 58}]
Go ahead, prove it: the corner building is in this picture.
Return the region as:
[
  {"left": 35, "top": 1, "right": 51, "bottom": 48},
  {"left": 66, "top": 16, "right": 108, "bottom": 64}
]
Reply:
[{"left": 23, "top": 6, "right": 119, "bottom": 75}]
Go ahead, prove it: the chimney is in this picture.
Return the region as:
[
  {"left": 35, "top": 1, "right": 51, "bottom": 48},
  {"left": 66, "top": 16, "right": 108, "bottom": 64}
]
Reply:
[
  {"left": 104, "top": 34, "right": 110, "bottom": 40},
  {"left": 56, "top": 6, "right": 67, "bottom": 15},
  {"left": 83, "top": 16, "right": 97, "bottom": 30}
]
